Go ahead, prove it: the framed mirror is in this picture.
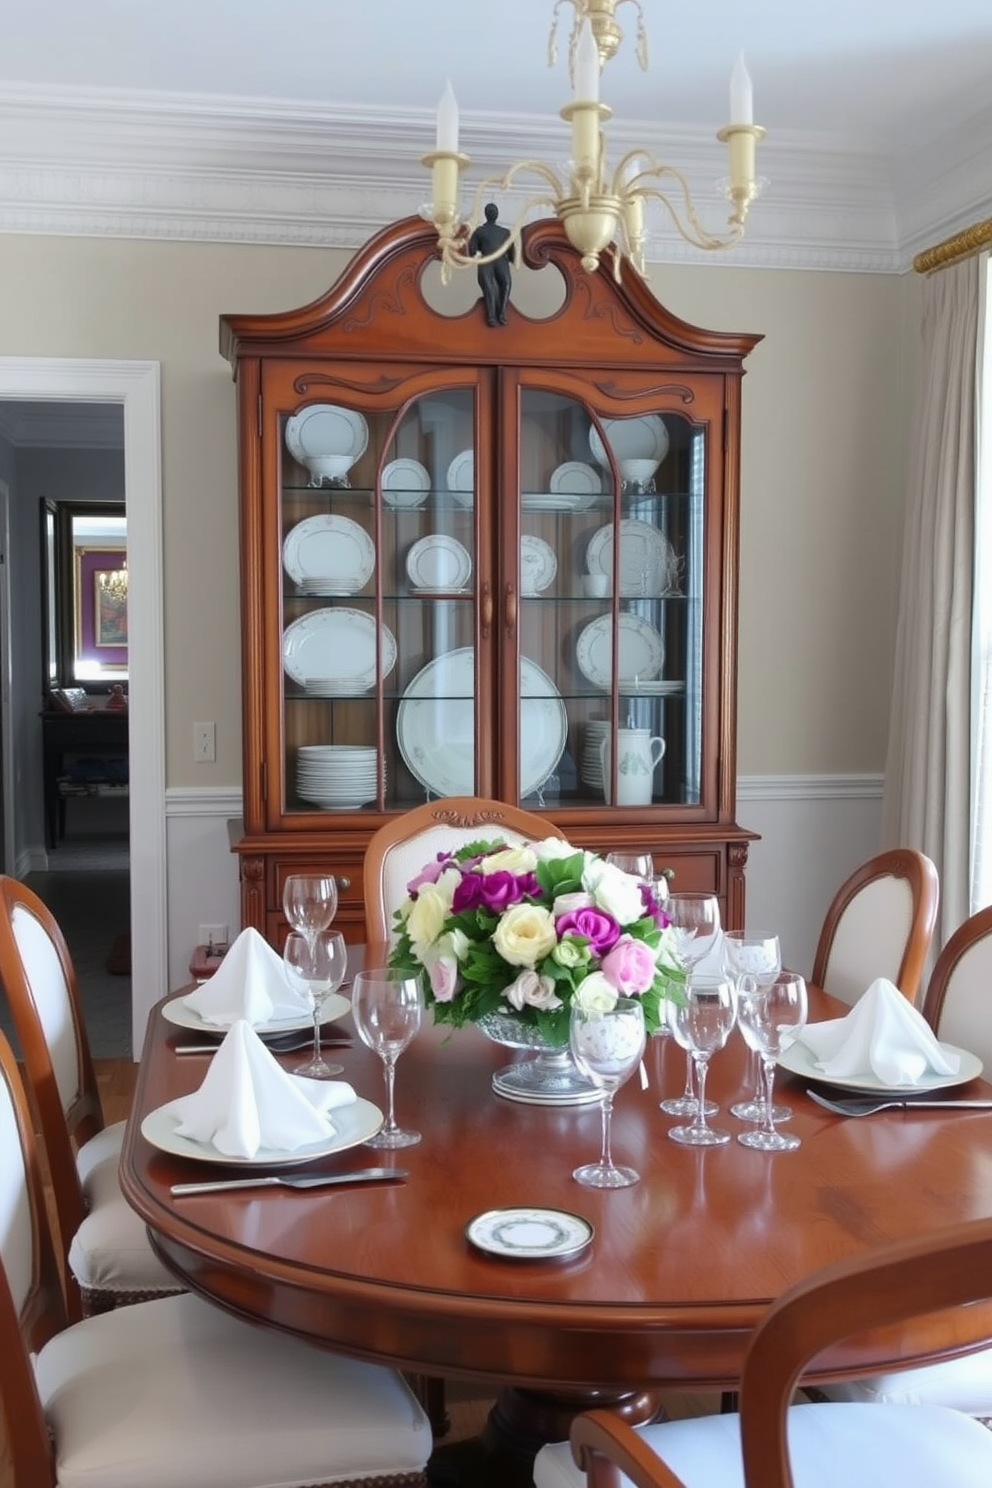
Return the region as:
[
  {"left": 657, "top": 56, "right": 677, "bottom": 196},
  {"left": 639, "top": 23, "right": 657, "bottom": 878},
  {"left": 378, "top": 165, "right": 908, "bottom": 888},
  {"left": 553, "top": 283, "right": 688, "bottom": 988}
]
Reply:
[{"left": 42, "top": 500, "right": 128, "bottom": 689}]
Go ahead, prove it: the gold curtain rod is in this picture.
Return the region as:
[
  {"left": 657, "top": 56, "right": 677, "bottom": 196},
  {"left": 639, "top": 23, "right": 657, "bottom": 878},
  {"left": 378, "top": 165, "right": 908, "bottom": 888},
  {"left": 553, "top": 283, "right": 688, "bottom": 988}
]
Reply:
[{"left": 914, "top": 216, "right": 992, "bottom": 274}]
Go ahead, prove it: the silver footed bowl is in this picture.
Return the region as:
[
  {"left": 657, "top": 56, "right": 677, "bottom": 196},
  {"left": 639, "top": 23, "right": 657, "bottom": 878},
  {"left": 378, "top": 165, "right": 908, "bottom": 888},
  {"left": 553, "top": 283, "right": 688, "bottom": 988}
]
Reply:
[{"left": 477, "top": 1009, "right": 565, "bottom": 1049}]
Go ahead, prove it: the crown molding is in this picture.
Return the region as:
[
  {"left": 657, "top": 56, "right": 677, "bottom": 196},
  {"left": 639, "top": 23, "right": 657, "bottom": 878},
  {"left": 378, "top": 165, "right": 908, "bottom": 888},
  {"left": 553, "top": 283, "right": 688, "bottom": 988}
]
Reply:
[{"left": 0, "top": 83, "right": 990, "bottom": 273}]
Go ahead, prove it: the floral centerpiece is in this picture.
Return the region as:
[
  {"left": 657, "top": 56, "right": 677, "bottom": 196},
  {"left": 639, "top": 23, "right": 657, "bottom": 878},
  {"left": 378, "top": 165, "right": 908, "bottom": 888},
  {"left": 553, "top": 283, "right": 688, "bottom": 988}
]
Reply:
[{"left": 388, "top": 836, "right": 684, "bottom": 1045}]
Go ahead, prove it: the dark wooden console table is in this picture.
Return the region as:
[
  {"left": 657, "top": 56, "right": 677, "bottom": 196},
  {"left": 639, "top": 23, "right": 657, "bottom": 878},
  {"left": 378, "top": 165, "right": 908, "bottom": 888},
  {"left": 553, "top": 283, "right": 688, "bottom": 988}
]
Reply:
[{"left": 41, "top": 709, "right": 129, "bottom": 849}]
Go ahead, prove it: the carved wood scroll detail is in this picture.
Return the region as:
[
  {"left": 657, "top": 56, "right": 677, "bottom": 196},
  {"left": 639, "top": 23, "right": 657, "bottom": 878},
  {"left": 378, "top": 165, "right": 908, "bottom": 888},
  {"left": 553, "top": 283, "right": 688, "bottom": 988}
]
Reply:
[
  {"left": 592, "top": 380, "right": 696, "bottom": 406},
  {"left": 293, "top": 372, "right": 406, "bottom": 396},
  {"left": 343, "top": 266, "right": 421, "bottom": 333},
  {"left": 429, "top": 807, "right": 512, "bottom": 830}
]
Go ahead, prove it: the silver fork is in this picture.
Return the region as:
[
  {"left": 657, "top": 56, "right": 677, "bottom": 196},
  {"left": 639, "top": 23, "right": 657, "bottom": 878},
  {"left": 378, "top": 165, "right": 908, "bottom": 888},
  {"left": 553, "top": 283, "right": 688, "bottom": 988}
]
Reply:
[{"left": 807, "top": 1088, "right": 992, "bottom": 1117}]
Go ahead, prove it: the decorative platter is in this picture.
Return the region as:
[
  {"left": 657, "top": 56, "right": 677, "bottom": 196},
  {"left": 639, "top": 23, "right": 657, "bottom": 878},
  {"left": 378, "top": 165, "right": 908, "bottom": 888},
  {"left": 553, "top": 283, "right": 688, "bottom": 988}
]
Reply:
[
  {"left": 585, "top": 519, "right": 676, "bottom": 598},
  {"left": 466, "top": 1207, "right": 594, "bottom": 1260},
  {"left": 282, "top": 609, "right": 397, "bottom": 690},
  {"left": 446, "top": 449, "right": 474, "bottom": 507},
  {"left": 549, "top": 461, "right": 602, "bottom": 496},
  {"left": 381, "top": 458, "right": 431, "bottom": 508},
  {"left": 285, "top": 404, "right": 369, "bottom": 464},
  {"left": 588, "top": 414, "right": 669, "bottom": 469},
  {"left": 406, "top": 534, "right": 472, "bottom": 592},
  {"left": 575, "top": 613, "right": 665, "bottom": 690},
  {"left": 520, "top": 534, "right": 557, "bottom": 595},
  {"left": 283, "top": 514, "right": 374, "bottom": 595},
  {"left": 141, "top": 1095, "right": 384, "bottom": 1168}
]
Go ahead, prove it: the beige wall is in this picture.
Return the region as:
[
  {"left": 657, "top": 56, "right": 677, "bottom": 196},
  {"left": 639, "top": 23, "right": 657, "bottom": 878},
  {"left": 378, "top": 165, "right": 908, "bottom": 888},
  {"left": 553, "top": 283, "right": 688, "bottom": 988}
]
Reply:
[{"left": 0, "top": 234, "right": 917, "bottom": 785}]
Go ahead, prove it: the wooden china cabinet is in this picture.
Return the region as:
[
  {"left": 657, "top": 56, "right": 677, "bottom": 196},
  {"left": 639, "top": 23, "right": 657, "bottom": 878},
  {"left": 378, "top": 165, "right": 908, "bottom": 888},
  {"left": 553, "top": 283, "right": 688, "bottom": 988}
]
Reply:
[{"left": 220, "top": 215, "right": 760, "bottom": 948}]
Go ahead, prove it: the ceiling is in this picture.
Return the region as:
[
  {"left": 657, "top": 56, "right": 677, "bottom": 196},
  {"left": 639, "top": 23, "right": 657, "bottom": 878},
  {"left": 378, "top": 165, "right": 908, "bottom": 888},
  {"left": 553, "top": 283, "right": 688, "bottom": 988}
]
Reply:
[{"left": 2, "top": 1, "right": 992, "bottom": 270}]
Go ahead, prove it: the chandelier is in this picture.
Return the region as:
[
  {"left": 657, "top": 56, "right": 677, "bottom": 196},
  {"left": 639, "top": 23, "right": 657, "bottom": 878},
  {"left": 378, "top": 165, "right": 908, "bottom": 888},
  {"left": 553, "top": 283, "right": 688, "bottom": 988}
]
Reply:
[
  {"left": 422, "top": 0, "right": 764, "bottom": 283},
  {"left": 98, "top": 565, "right": 128, "bottom": 605}
]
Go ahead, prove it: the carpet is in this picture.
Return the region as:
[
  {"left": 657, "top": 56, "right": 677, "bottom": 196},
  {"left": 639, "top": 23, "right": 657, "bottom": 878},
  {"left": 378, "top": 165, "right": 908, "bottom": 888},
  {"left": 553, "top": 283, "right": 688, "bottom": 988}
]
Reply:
[{"left": 106, "top": 934, "right": 131, "bottom": 975}]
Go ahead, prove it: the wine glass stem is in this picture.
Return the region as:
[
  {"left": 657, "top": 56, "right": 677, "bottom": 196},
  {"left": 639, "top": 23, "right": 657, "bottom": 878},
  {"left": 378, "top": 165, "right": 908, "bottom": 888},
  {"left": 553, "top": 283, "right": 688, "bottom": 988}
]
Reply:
[
  {"left": 681, "top": 1051, "right": 695, "bottom": 1102},
  {"left": 381, "top": 1057, "right": 398, "bottom": 1135},
  {"left": 311, "top": 1001, "right": 321, "bottom": 1064},
  {"left": 599, "top": 1090, "right": 616, "bottom": 1171},
  {"left": 761, "top": 1057, "right": 779, "bottom": 1137},
  {"left": 749, "top": 1047, "right": 763, "bottom": 1102},
  {"left": 689, "top": 1055, "right": 711, "bottom": 1136}
]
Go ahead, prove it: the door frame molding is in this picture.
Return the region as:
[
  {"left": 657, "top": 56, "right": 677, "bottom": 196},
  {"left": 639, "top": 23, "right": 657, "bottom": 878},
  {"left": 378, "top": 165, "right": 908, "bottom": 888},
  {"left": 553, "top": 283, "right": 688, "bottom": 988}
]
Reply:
[{"left": 0, "top": 358, "right": 165, "bottom": 1050}]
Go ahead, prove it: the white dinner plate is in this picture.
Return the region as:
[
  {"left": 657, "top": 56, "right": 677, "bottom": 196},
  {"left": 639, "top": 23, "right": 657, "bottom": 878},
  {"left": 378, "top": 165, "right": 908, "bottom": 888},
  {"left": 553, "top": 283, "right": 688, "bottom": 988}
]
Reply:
[
  {"left": 406, "top": 534, "right": 472, "bottom": 592},
  {"left": 381, "top": 458, "right": 431, "bottom": 508},
  {"left": 397, "top": 647, "right": 566, "bottom": 799},
  {"left": 520, "top": 491, "right": 599, "bottom": 512},
  {"left": 285, "top": 404, "right": 369, "bottom": 464},
  {"left": 778, "top": 1037, "right": 983, "bottom": 1094},
  {"left": 466, "top": 1207, "right": 594, "bottom": 1260},
  {"left": 588, "top": 414, "right": 669, "bottom": 468},
  {"left": 520, "top": 534, "right": 557, "bottom": 595},
  {"left": 585, "top": 519, "right": 676, "bottom": 598},
  {"left": 283, "top": 514, "right": 374, "bottom": 594},
  {"left": 283, "top": 609, "right": 397, "bottom": 690},
  {"left": 141, "top": 1095, "right": 383, "bottom": 1168},
  {"left": 618, "top": 679, "right": 683, "bottom": 696},
  {"left": 549, "top": 461, "right": 602, "bottom": 496},
  {"left": 161, "top": 991, "right": 352, "bottom": 1035},
  {"left": 575, "top": 613, "right": 665, "bottom": 689},
  {"left": 446, "top": 449, "right": 474, "bottom": 507}
]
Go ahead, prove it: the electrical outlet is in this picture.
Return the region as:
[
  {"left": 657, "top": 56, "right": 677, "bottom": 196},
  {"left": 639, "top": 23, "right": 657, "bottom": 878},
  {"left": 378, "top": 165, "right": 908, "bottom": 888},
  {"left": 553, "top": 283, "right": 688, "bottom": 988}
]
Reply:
[
  {"left": 194, "top": 721, "right": 216, "bottom": 763},
  {"left": 198, "top": 923, "right": 229, "bottom": 950}
]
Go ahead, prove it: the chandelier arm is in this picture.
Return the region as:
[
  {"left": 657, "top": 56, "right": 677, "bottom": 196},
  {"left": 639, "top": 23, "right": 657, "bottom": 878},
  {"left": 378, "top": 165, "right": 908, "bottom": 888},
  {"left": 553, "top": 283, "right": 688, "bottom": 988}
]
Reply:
[{"left": 634, "top": 176, "right": 745, "bottom": 254}]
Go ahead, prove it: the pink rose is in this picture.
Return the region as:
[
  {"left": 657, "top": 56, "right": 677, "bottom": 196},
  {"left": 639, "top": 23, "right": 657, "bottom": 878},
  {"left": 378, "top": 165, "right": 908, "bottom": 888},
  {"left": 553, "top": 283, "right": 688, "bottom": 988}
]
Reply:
[
  {"left": 601, "top": 936, "right": 656, "bottom": 996},
  {"left": 428, "top": 955, "right": 459, "bottom": 1002}
]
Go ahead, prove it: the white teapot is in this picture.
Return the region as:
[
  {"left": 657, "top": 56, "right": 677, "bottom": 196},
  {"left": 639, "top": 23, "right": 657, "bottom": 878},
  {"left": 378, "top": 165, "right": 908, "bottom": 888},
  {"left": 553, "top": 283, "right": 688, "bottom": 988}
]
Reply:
[{"left": 599, "top": 729, "right": 665, "bottom": 807}]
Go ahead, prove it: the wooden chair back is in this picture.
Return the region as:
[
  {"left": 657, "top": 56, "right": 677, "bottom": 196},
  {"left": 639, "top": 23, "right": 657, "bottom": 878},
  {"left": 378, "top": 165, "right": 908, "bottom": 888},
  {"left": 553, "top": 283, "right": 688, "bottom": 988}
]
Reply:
[
  {"left": 810, "top": 847, "right": 938, "bottom": 1006},
  {"left": 571, "top": 1213, "right": 992, "bottom": 1488},
  {"left": 363, "top": 797, "right": 566, "bottom": 945},
  {"left": 0, "top": 1027, "right": 70, "bottom": 1487},
  {"left": 922, "top": 903, "right": 992, "bottom": 1069}
]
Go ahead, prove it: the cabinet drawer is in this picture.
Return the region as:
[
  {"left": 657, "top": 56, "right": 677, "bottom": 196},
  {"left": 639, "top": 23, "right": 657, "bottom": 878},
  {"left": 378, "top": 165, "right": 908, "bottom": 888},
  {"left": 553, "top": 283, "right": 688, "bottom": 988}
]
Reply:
[
  {"left": 271, "top": 860, "right": 362, "bottom": 909},
  {"left": 655, "top": 851, "right": 722, "bottom": 895}
]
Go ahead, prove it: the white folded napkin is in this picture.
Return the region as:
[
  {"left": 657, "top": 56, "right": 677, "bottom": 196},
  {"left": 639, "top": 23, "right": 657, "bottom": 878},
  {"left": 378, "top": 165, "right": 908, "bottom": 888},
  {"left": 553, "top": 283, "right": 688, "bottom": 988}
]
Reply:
[
  {"left": 165, "top": 1020, "right": 357, "bottom": 1158},
  {"left": 800, "top": 977, "right": 960, "bottom": 1086},
  {"left": 181, "top": 926, "right": 310, "bottom": 1026}
]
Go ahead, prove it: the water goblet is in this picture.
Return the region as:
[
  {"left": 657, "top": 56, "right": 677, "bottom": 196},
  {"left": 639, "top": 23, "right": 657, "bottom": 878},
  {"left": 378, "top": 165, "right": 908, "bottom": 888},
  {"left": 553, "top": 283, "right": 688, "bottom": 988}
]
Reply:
[
  {"left": 352, "top": 968, "right": 423, "bottom": 1149},
  {"left": 666, "top": 973, "right": 738, "bottom": 1146},
  {"left": 722, "top": 931, "right": 787, "bottom": 1122},
  {"left": 659, "top": 892, "right": 721, "bottom": 1117},
  {"left": 736, "top": 972, "right": 808, "bottom": 1151},
  {"left": 569, "top": 996, "right": 646, "bottom": 1188},
  {"left": 282, "top": 872, "right": 338, "bottom": 951},
  {"left": 605, "top": 852, "right": 654, "bottom": 881},
  {"left": 283, "top": 929, "right": 348, "bottom": 1078}
]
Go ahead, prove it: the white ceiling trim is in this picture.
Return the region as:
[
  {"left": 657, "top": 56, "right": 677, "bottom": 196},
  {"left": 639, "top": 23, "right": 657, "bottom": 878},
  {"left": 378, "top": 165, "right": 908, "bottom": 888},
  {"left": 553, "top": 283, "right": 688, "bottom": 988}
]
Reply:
[
  {"left": 0, "top": 400, "right": 124, "bottom": 448},
  {"left": 1, "top": 84, "right": 990, "bottom": 273}
]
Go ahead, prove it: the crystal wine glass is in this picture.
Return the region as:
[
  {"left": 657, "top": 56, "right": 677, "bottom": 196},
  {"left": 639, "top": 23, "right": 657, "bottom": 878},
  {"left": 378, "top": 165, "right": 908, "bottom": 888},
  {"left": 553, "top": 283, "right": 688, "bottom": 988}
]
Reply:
[
  {"left": 722, "top": 931, "right": 785, "bottom": 1122},
  {"left": 605, "top": 852, "right": 654, "bottom": 881},
  {"left": 737, "top": 972, "right": 808, "bottom": 1152},
  {"left": 569, "top": 996, "right": 646, "bottom": 1188},
  {"left": 352, "top": 968, "right": 423, "bottom": 1149},
  {"left": 282, "top": 873, "right": 338, "bottom": 952},
  {"left": 283, "top": 929, "right": 348, "bottom": 1079},
  {"left": 666, "top": 973, "right": 738, "bottom": 1146},
  {"left": 659, "top": 893, "right": 722, "bottom": 1117}
]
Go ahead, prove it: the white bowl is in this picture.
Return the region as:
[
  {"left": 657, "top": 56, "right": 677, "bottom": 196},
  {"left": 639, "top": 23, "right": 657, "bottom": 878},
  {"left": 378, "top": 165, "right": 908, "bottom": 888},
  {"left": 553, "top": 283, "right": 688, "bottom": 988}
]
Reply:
[
  {"left": 305, "top": 454, "right": 357, "bottom": 479},
  {"left": 619, "top": 457, "right": 661, "bottom": 485}
]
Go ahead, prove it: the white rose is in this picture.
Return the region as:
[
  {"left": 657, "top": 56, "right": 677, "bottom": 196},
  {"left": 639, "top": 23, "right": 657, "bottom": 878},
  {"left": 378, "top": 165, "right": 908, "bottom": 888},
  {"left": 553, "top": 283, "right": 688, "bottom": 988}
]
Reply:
[
  {"left": 654, "top": 925, "right": 683, "bottom": 975},
  {"left": 552, "top": 890, "right": 593, "bottom": 917},
  {"left": 533, "top": 837, "right": 579, "bottom": 862},
  {"left": 503, "top": 969, "right": 563, "bottom": 1012},
  {"left": 446, "top": 927, "right": 471, "bottom": 962},
  {"left": 479, "top": 844, "right": 537, "bottom": 875},
  {"left": 583, "top": 860, "right": 644, "bottom": 925},
  {"left": 492, "top": 902, "right": 557, "bottom": 967},
  {"left": 406, "top": 882, "right": 449, "bottom": 951},
  {"left": 572, "top": 972, "right": 619, "bottom": 1014}
]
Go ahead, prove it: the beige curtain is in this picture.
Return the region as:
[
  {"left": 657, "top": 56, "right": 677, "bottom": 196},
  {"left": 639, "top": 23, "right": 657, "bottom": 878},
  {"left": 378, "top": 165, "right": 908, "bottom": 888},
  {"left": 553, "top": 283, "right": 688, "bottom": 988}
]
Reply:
[{"left": 881, "top": 256, "right": 980, "bottom": 949}]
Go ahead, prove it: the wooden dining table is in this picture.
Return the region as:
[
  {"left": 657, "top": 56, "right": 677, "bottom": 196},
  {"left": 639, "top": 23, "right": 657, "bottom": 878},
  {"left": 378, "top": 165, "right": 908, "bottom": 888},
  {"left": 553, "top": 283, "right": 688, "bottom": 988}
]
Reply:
[{"left": 120, "top": 982, "right": 992, "bottom": 1484}]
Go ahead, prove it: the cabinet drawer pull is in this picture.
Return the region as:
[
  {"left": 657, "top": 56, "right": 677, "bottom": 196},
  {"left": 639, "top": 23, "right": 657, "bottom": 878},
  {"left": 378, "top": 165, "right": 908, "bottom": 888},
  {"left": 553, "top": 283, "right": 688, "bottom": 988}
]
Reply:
[
  {"left": 481, "top": 581, "right": 493, "bottom": 638},
  {"left": 505, "top": 583, "right": 517, "bottom": 634},
  {"left": 336, "top": 876, "right": 351, "bottom": 891}
]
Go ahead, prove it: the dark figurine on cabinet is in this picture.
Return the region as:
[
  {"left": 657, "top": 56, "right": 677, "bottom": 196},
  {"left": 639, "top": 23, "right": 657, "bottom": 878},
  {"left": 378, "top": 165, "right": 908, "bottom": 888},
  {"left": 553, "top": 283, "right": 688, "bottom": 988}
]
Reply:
[{"left": 468, "top": 203, "right": 512, "bottom": 326}]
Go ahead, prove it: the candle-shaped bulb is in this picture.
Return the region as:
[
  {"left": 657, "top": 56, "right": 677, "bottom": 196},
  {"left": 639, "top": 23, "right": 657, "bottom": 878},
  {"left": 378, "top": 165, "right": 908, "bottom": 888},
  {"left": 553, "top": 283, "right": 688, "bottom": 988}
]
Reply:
[
  {"left": 573, "top": 18, "right": 600, "bottom": 102},
  {"left": 436, "top": 79, "right": 459, "bottom": 152},
  {"left": 730, "top": 52, "right": 753, "bottom": 125}
]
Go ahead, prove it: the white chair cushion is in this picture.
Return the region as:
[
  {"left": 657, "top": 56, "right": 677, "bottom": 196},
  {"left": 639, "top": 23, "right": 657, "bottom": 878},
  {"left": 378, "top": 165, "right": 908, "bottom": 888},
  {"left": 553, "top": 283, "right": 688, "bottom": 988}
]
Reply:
[
  {"left": 35, "top": 1291, "right": 431, "bottom": 1488},
  {"left": 534, "top": 1402, "right": 992, "bottom": 1488},
  {"left": 76, "top": 1119, "right": 125, "bottom": 1193},
  {"left": 66, "top": 1159, "right": 184, "bottom": 1296},
  {"left": 822, "top": 1349, "right": 992, "bottom": 1413}
]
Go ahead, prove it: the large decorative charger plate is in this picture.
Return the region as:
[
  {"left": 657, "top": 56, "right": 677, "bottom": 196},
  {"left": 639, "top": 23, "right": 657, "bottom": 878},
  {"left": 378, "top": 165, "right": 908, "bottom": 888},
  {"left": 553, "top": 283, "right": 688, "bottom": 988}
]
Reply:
[
  {"left": 283, "top": 609, "right": 397, "bottom": 690},
  {"left": 520, "top": 534, "right": 557, "bottom": 594},
  {"left": 141, "top": 1095, "right": 384, "bottom": 1168},
  {"left": 549, "top": 461, "right": 602, "bottom": 495},
  {"left": 161, "top": 991, "right": 352, "bottom": 1035},
  {"left": 406, "top": 534, "right": 472, "bottom": 591},
  {"left": 588, "top": 414, "right": 669, "bottom": 468},
  {"left": 397, "top": 648, "right": 566, "bottom": 798},
  {"left": 576, "top": 613, "right": 665, "bottom": 689},
  {"left": 466, "top": 1207, "right": 594, "bottom": 1260},
  {"left": 283, "top": 514, "right": 374, "bottom": 594},
  {"left": 778, "top": 1038, "right": 982, "bottom": 1095},
  {"left": 285, "top": 404, "right": 369, "bottom": 464},
  {"left": 586, "top": 519, "right": 676, "bottom": 598},
  {"left": 381, "top": 458, "right": 431, "bottom": 508}
]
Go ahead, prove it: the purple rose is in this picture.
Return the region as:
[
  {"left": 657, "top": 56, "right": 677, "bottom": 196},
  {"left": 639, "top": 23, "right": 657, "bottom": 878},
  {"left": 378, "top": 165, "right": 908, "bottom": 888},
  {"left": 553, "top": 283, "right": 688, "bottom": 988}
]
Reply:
[
  {"left": 451, "top": 871, "right": 486, "bottom": 912},
  {"left": 478, "top": 869, "right": 529, "bottom": 912},
  {"left": 406, "top": 851, "right": 455, "bottom": 895},
  {"left": 640, "top": 882, "right": 672, "bottom": 929},
  {"left": 555, "top": 906, "right": 621, "bottom": 957},
  {"left": 601, "top": 936, "right": 657, "bottom": 996}
]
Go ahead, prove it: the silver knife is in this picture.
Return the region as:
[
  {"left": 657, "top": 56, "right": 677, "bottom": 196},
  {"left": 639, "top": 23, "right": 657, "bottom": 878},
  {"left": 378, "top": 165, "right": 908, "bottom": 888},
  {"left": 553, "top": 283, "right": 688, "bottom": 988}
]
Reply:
[{"left": 171, "top": 1166, "right": 407, "bottom": 1196}]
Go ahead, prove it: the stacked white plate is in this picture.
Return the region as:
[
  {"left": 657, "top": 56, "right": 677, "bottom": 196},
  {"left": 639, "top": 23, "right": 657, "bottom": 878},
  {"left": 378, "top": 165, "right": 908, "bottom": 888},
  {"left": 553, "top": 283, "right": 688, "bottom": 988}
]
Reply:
[
  {"left": 295, "top": 745, "right": 384, "bottom": 810},
  {"left": 580, "top": 720, "right": 611, "bottom": 791}
]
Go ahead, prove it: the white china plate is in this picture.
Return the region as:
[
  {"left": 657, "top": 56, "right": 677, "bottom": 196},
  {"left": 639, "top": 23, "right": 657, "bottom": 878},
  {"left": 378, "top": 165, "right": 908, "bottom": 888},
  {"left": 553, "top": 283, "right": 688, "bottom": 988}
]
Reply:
[
  {"left": 466, "top": 1207, "right": 594, "bottom": 1260},
  {"left": 285, "top": 405, "right": 369, "bottom": 464},
  {"left": 778, "top": 1038, "right": 983, "bottom": 1094},
  {"left": 618, "top": 679, "right": 683, "bottom": 696},
  {"left": 162, "top": 991, "right": 351, "bottom": 1035},
  {"left": 588, "top": 415, "right": 669, "bottom": 468},
  {"left": 283, "top": 609, "right": 397, "bottom": 690},
  {"left": 406, "top": 534, "right": 472, "bottom": 592},
  {"left": 576, "top": 613, "right": 665, "bottom": 689},
  {"left": 397, "top": 647, "right": 566, "bottom": 799},
  {"left": 446, "top": 449, "right": 474, "bottom": 506},
  {"left": 141, "top": 1095, "right": 383, "bottom": 1168},
  {"left": 520, "top": 534, "right": 557, "bottom": 595},
  {"left": 521, "top": 491, "right": 598, "bottom": 512},
  {"left": 381, "top": 458, "right": 431, "bottom": 508},
  {"left": 283, "top": 515, "right": 374, "bottom": 594},
  {"left": 549, "top": 461, "right": 602, "bottom": 496},
  {"left": 586, "top": 519, "right": 676, "bottom": 597}
]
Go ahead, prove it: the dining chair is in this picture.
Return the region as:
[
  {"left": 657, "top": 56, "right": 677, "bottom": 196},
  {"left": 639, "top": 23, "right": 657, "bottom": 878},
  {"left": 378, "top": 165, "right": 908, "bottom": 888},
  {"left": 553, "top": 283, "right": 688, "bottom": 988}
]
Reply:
[
  {"left": 534, "top": 1215, "right": 992, "bottom": 1488},
  {"left": 0, "top": 874, "right": 182, "bottom": 1318},
  {"left": 0, "top": 1025, "right": 432, "bottom": 1488},
  {"left": 810, "top": 847, "right": 939, "bottom": 1007}
]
